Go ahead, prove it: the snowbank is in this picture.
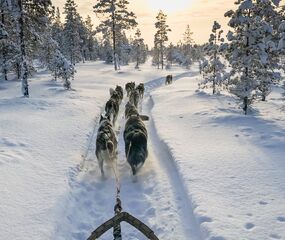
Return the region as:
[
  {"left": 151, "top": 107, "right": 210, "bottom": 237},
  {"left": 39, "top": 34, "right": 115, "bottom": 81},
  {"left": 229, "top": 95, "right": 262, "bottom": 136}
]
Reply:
[{"left": 150, "top": 69, "right": 285, "bottom": 240}]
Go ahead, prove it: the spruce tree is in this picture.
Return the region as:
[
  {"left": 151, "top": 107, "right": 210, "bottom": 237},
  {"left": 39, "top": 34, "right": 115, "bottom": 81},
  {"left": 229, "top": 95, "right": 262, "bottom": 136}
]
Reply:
[
  {"left": 200, "top": 21, "right": 225, "bottom": 94},
  {"left": 132, "top": 29, "right": 146, "bottom": 69},
  {"left": 224, "top": 0, "right": 281, "bottom": 114},
  {"left": 63, "top": 0, "right": 82, "bottom": 64},
  {"left": 94, "top": 0, "right": 137, "bottom": 70},
  {"left": 154, "top": 10, "right": 171, "bottom": 69}
]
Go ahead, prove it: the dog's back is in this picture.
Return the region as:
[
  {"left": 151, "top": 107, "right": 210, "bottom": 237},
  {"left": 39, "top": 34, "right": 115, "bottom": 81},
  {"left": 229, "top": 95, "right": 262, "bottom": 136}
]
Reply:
[
  {"left": 124, "top": 115, "right": 148, "bottom": 175},
  {"left": 105, "top": 98, "right": 119, "bottom": 125},
  {"left": 96, "top": 117, "right": 118, "bottom": 176},
  {"left": 115, "top": 85, "right": 124, "bottom": 101},
  {"left": 129, "top": 90, "right": 140, "bottom": 108},
  {"left": 136, "top": 83, "right": 145, "bottom": 99},
  {"left": 165, "top": 75, "right": 173, "bottom": 85}
]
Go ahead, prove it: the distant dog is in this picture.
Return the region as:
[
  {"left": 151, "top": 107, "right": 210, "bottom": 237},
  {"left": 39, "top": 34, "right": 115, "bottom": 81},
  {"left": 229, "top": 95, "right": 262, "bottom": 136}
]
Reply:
[
  {"left": 105, "top": 97, "right": 119, "bottom": 126},
  {"left": 125, "top": 82, "right": 135, "bottom": 97},
  {"left": 96, "top": 115, "right": 118, "bottom": 176},
  {"left": 165, "top": 75, "right": 173, "bottom": 85},
  {"left": 124, "top": 115, "right": 148, "bottom": 175},
  {"left": 129, "top": 89, "right": 140, "bottom": 108},
  {"left": 136, "top": 83, "right": 145, "bottom": 99}
]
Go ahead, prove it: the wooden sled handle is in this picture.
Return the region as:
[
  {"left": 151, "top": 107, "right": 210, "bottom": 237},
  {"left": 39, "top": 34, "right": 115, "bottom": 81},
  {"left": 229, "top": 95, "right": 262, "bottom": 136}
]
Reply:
[{"left": 87, "top": 212, "right": 159, "bottom": 240}]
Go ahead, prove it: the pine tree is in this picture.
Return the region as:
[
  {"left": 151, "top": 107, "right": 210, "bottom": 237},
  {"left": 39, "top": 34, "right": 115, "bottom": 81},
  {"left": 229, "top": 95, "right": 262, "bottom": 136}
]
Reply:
[
  {"left": 94, "top": 0, "right": 137, "bottom": 70},
  {"left": 0, "top": 0, "right": 12, "bottom": 81},
  {"left": 154, "top": 10, "right": 171, "bottom": 69},
  {"left": 224, "top": 0, "right": 281, "bottom": 114},
  {"left": 63, "top": 0, "right": 82, "bottom": 64},
  {"left": 51, "top": 7, "right": 64, "bottom": 51},
  {"left": 132, "top": 28, "right": 146, "bottom": 69},
  {"left": 84, "top": 15, "right": 98, "bottom": 61},
  {"left": 200, "top": 21, "right": 225, "bottom": 94}
]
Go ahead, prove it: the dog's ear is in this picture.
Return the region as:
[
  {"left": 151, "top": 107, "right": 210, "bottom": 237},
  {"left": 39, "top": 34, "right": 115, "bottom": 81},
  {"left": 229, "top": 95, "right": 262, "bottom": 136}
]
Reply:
[{"left": 100, "top": 114, "right": 104, "bottom": 123}]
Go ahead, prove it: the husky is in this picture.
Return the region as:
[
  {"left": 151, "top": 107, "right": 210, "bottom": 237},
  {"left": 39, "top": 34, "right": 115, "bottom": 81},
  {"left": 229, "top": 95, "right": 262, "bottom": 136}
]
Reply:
[
  {"left": 136, "top": 83, "right": 145, "bottom": 99},
  {"left": 125, "top": 101, "right": 139, "bottom": 119},
  {"left": 96, "top": 115, "right": 118, "bottom": 176},
  {"left": 110, "top": 89, "right": 122, "bottom": 105},
  {"left": 129, "top": 89, "right": 140, "bottom": 108},
  {"left": 165, "top": 75, "right": 173, "bottom": 85},
  {"left": 125, "top": 82, "right": 135, "bottom": 97},
  {"left": 115, "top": 85, "right": 124, "bottom": 101},
  {"left": 125, "top": 101, "right": 150, "bottom": 121},
  {"left": 124, "top": 115, "right": 148, "bottom": 175},
  {"left": 105, "top": 97, "right": 119, "bottom": 126}
]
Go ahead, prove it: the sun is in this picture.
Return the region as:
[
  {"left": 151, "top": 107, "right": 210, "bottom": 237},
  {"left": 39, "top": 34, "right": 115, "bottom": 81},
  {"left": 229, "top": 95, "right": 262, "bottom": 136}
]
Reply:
[{"left": 146, "top": 0, "right": 192, "bottom": 13}]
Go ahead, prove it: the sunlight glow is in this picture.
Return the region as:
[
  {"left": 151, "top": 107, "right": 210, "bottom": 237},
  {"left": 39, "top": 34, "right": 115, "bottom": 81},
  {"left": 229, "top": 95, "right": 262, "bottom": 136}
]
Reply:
[{"left": 146, "top": 0, "right": 193, "bottom": 13}]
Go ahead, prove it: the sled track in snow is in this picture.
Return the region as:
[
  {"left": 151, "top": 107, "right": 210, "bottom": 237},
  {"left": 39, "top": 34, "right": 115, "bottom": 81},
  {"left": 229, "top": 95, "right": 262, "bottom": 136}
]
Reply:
[
  {"left": 57, "top": 70, "right": 202, "bottom": 240},
  {"left": 145, "top": 95, "right": 202, "bottom": 240}
]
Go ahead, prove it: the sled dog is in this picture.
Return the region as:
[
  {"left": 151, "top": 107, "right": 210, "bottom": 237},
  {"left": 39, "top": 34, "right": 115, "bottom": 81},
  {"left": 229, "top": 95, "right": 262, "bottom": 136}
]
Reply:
[
  {"left": 125, "top": 82, "right": 135, "bottom": 97},
  {"left": 96, "top": 115, "right": 118, "bottom": 176},
  {"left": 165, "top": 75, "right": 173, "bottom": 85},
  {"left": 129, "top": 89, "right": 140, "bottom": 108},
  {"left": 124, "top": 115, "right": 148, "bottom": 175},
  {"left": 136, "top": 83, "right": 145, "bottom": 99},
  {"left": 125, "top": 101, "right": 139, "bottom": 119},
  {"left": 105, "top": 97, "right": 119, "bottom": 126},
  {"left": 115, "top": 85, "right": 124, "bottom": 101}
]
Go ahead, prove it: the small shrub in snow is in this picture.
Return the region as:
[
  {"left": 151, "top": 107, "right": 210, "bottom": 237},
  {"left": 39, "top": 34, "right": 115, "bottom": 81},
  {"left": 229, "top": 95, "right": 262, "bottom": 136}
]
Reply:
[{"left": 49, "top": 50, "right": 75, "bottom": 90}]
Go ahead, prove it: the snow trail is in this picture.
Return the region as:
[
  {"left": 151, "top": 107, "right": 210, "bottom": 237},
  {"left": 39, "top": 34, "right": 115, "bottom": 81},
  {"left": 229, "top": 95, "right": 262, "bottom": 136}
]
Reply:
[{"left": 54, "top": 68, "right": 202, "bottom": 240}]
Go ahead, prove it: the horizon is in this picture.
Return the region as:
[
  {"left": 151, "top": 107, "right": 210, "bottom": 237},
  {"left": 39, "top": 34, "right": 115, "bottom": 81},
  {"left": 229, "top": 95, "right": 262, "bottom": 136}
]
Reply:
[{"left": 54, "top": 0, "right": 284, "bottom": 46}]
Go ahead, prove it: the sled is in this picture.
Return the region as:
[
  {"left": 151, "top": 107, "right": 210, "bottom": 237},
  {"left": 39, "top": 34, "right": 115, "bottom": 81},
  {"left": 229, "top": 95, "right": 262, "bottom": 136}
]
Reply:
[{"left": 87, "top": 211, "right": 159, "bottom": 240}]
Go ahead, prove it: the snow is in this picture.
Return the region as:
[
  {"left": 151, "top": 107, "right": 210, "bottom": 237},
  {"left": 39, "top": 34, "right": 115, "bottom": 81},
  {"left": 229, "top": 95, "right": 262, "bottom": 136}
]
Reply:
[
  {"left": 150, "top": 64, "right": 285, "bottom": 240},
  {"left": 1, "top": 60, "right": 285, "bottom": 240}
]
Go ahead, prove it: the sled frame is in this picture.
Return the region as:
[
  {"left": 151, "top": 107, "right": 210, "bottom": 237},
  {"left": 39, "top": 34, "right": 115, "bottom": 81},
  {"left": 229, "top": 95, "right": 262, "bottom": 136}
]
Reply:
[{"left": 87, "top": 211, "right": 159, "bottom": 240}]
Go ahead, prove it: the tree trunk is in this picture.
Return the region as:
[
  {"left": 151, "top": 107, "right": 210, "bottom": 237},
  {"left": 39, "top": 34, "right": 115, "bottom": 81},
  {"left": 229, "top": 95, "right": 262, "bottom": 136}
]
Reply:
[
  {"left": 243, "top": 96, "right": 248, "bottom": 115},
  {"left": 111, "top": 1, "right": 117, "bottom": 71},
  {"left": 18, "top": 0, "right": 29, "bottom": 97},
  {"left": 1, "top": 9, "right": 8, "bottom": 81},
  {"left": 160, "top": 43, "right": 164, "bottom": 70}
]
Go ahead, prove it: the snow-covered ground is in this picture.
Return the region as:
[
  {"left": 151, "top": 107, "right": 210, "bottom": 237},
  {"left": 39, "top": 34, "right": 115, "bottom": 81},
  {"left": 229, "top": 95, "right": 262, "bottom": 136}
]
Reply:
[
  {"left": 0, "top": 60, "right": 284, "bottom": 240},
  {"left": 150, "top": 68, "right": 285, "bottom": 240}
]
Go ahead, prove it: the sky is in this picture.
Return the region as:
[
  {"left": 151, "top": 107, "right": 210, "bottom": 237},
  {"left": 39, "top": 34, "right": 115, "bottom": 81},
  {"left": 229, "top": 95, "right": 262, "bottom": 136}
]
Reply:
[{"left": 54, "top": 0, "right": 285, "bottom": 46}]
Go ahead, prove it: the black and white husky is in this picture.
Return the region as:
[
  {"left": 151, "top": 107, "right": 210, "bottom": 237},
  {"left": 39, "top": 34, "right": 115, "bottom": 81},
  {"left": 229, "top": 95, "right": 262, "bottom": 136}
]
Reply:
[
  {"left": 95, "top": 115, "right": 118, "bottom": 176},
  {"left": 129, "top": 89, "right": 140, "bottom": 108},
  {"left": 123, "top": 115, "right": 148, "bottom": 175},
  {"left": 105, "top": 97, "right": 119, "bottom": 126}
]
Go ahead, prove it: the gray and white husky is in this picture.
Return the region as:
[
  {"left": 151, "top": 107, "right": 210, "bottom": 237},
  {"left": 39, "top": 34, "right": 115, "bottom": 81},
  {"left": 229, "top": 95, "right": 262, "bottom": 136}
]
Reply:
[
  {"left": 95, "top": 115, "right": 118, "bottom": 176},
  {"left": 123, "top": 115, "right": 148, "bottom": 175}
]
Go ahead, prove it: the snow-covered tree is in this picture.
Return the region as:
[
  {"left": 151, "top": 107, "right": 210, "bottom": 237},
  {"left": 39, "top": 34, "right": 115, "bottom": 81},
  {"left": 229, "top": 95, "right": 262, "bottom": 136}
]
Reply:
[
  {"left": 84, "top": 15, "right": 98, "bottom": 61},
  {"left": 200, "top": 21, "right": 225, "bottom": 94},
  {"left": 0, "top": 0, "right": 14, "bottom": 81},
  {"left": 154, "top": 10, "right": 171, "bottom": 69},
  {"left": 51, "top": 7, "right": 64, "bottom": 51},
  {"left": 132, "top": 28, "right": 146, "bottom": 69},
  {"left": 94, "top": 0, "right": 138, "bottom": 70},
  {"left": 63, "top": 0, "right": 82, "bottom": 64},
  {"left": 49, "top": 49, "right": 75, "bottom": 89},
  {"left": 224, "top": 0, "right": 281, "bottom": 114}
]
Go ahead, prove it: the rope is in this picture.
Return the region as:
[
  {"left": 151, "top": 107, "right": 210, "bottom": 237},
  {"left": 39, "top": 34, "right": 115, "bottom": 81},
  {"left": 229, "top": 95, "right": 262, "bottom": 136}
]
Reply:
[{"left": 108, "top": 148, "right": 122, "bottom": 240}]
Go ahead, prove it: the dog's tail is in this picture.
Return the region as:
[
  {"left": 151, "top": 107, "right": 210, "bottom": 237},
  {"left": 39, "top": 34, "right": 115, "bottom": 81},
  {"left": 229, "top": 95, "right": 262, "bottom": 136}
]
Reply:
[{"left": 109, "top": 88, "right": 115, "bottom": 96}]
